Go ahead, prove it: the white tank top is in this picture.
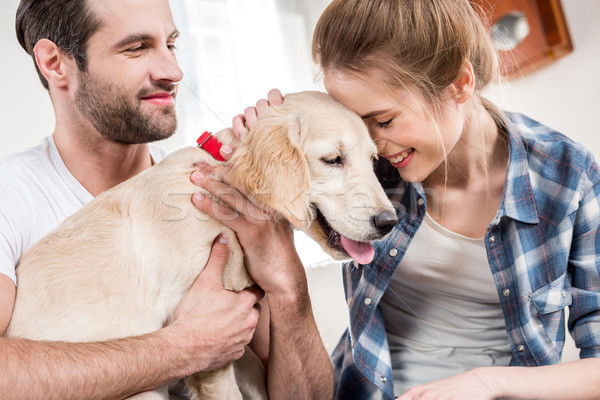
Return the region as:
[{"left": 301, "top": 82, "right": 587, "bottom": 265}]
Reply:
[{"left": 379, "top": 212, "right": 511, "bottom": 395}]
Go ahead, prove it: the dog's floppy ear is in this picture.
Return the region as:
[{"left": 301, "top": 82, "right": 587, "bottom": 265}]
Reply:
[{"left": 229, "top": 115, "right": 312, "bottom": 228}]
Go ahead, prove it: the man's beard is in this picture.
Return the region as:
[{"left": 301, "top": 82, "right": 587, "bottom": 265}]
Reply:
[{"left": 74, "top": 72, "right": 178, "bottom": 144}]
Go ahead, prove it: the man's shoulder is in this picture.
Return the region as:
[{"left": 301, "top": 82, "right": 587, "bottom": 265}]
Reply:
[
  {"left": 0, "top": 141, "right": 54, "bottom": 284},
  {"left": 0, "top": 138, "right": 56, "bottom": 222},
  {"left": 0, "top": 138, "right": 87, "bottom": 283},
  {"left": 0, "top": 137, "right": 54, "bottom": 183},
  {"left": 0, "top": 136, "right": 77, "bottom": 226}
]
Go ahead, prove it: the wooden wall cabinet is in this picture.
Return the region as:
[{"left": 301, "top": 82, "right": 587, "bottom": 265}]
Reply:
[{"left": 471, "top": 0, "right": 573, "bottom": 79}]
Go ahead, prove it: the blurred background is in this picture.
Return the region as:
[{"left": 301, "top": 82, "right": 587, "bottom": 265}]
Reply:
[{"left": 2, "top": 0, "right": 598, "bottom": 359}]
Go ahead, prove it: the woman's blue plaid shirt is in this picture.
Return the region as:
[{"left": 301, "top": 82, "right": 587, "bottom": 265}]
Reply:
[{"left": 332, "top": 112, "right": 600, "bottom": 399}]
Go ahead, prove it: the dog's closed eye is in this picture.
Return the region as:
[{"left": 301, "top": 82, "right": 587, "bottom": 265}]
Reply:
[{"left": 321, "top": 155, "right": 343, "bottom": 166}]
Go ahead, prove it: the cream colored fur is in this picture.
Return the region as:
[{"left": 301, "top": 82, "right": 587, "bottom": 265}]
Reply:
[{"left": 6, "top": 91, "right": 395, "bottom": 399}]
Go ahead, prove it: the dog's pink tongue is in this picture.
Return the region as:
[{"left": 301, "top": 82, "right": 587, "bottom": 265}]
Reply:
[{"left": 341, "top": 235, "right": 375, "bottom": 264}]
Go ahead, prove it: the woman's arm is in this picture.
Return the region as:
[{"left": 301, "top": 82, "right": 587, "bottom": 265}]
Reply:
[{"left": 397, "top": 359, "right": 600, "bottom": 400}]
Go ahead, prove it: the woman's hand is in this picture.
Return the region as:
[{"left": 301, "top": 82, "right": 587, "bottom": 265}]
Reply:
[
  {"left": 397, "top": 367, "right": 504, "bottom": 400},
  {"left": 397, "top": 360, "right": 600, "bottom": 400},
  {"left": 232, "top": 88, "right": 283, "bottom": 139}
]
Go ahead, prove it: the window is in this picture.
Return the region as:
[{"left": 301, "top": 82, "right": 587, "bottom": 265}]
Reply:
[
  {"left": 169, "top": 0, "right": 335, "bottom": 268},
  {"left": 169, "top": 0, "right": 322, "bottom": 147}
]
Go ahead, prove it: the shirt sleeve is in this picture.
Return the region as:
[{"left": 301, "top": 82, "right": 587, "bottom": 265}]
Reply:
[
  {"left": 0, "top": 210, "right": 19, "bottom": 284},
  {"left": 0, "top": 177, "right": 36, "bottom": 286},
  {"left": 568, "top": 152, "right": 600, "bottom": 359}
]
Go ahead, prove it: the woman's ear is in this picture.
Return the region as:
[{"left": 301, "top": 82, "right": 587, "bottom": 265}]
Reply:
[
  {"left": 450, "top": 60, "right": 476, "bottom": 104},
  {"left": 33, "top": 39, "right": 74, "bottom": 89}
]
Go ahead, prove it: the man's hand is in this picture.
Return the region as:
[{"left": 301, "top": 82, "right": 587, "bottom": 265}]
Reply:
[
  {"left": 190, "top": 169, "right": 303, "bottom": 298},
  {"left": 168, "top": 234, "right": 263, "bottom": 372}
]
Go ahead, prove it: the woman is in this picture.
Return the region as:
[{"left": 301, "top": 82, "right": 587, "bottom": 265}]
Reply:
[
  {"left": 313, "top": 0, "right": 600, "bottom": 398},
  {"left": 195, "top": 0, "right": 600, "bottom": 398}
]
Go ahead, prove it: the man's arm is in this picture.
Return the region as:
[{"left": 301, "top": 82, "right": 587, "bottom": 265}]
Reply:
[
  {"left": 2, "top": 329, "right": 188, "bottom": 400},
  {"left": 260, "top": 267, "right": 334, "bottom": 399},
  {"left": 0, "top": 237, "right": 262, "bottom": 400},
  {"left": 0, "top": 274, "right": 15, "bottom": 334},
  {"left": 192, "top": 169, "right": 334, "bottom": 399}
]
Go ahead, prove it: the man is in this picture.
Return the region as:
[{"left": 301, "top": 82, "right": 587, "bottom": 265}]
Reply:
[{"left": 0, "top": 0, "right": 333, "bottom": 398}]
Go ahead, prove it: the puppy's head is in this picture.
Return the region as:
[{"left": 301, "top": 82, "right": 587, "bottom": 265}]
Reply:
[{"left": 229, "top": 91, "right": 398, "bottom": 264}]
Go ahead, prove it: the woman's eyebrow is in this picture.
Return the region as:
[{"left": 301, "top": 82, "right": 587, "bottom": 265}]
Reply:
[{"left": 360, "top": 109, "right": 390, "bottom": 119}]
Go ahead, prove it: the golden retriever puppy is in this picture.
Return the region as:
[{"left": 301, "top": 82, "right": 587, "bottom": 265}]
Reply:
[{"left": 6, "top": 91, "right": 398, "bottom": 399}]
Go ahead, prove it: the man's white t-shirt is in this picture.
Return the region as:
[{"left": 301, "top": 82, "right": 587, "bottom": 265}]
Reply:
[{"left": 0, "top": 136, "right": 166, "bottom": 284}]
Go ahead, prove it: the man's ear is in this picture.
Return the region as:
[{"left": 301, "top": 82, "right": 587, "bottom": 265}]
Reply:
[
  {"left": 229, "top": 116, "right": 312, "bottom": 229},
  {"left": 33, "top": 39, "right": 74, "bottom": 89},
  {"left": 450, "top": 60, "right": 476, "bottom": 104}
]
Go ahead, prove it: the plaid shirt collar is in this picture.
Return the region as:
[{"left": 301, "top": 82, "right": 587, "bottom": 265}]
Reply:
[{"left": 502, "top": 119, "right": 540, "bottom": 224}]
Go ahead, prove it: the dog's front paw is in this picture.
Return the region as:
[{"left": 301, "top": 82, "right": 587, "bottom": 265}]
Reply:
[
  {"left": 222, "top": 236, "right": 254, "bottom": 292},
  {"left": 222, "top": 259, "right": 254, "bottom": 292},
  {"left": 186, "top": 364, "right": 243, "bottom": 400}
]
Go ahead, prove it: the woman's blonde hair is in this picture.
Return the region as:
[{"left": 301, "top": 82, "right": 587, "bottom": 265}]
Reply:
[
  {"left": 313, "top": 0, "right": 510, "bottom": 208},
  {"left": 312, "top": 0, "right": 505, "bottom": 125}
]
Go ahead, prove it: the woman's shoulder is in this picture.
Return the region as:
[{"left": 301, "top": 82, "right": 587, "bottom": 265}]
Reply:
[
  {"left": 505, "top": 111, "right": 597, "bottom": 176},
  {"left": 503, "top": 111, "right": 600, "bottom": 228}
]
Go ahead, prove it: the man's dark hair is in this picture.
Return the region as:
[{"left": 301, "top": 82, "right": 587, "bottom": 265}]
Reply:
[{"left": 15, "top": 0, "right": 103, "bottom": 90}]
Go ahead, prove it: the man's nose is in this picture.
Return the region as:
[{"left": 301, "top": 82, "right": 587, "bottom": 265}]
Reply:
[{"left": 151, "top": 47, "right": 184, "bottom": 84}]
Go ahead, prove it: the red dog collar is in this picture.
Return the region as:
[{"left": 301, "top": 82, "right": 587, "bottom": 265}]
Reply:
[{"left": 196, "top": 131, "right": 226, "bottom": 161}]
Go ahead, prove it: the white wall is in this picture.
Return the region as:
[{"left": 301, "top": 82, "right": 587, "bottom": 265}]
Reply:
[
  {"left": 484, "top": 1, "right": 600, "bottom": 157},
  {"left": 1, "top": 0, "right": 55, "bottom": 157}
]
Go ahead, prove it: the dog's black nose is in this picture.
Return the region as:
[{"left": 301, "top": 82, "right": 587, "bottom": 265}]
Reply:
[{"left": 371, "top": 211, "right": 399, "bottom": 236}]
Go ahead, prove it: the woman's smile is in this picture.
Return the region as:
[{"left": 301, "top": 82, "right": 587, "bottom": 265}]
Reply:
[{"left": 385, "top": 148, "right": 415, "bottom": 168}]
